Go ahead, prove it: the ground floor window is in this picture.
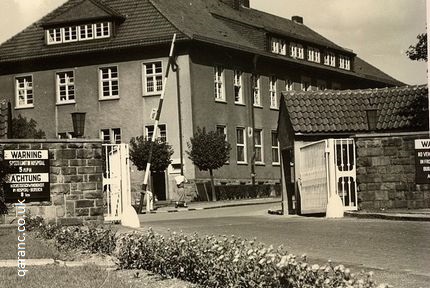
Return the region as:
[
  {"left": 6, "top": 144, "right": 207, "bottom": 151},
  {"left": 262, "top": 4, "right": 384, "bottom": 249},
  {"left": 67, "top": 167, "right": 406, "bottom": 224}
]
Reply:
[
  {"left": 236, "top": 127, "right": 247, "bottom": 164},
  {"left": 145, "top": 124, "right": 167, "bottom": 142},
  {"left": 100, "top": 128, "right": 121, "bottom": 144}
]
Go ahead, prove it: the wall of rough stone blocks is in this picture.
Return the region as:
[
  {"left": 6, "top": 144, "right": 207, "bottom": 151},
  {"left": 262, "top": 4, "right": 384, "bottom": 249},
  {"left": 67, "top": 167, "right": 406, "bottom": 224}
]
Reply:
[
  {"left": 355, "top": 133, "right": 430, "bottom": 210},
  {"left": 1, "top": 139, "right": 104, "bottom": 225}
]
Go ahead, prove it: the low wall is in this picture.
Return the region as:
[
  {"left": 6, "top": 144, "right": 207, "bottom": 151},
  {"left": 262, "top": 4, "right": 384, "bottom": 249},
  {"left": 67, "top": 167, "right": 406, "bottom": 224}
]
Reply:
[
  {"left": 355, "top": 133, "right": 430, "bottom": 210},
  {"left": 0, "top": 139, "right": 104, "bottom": 225}
]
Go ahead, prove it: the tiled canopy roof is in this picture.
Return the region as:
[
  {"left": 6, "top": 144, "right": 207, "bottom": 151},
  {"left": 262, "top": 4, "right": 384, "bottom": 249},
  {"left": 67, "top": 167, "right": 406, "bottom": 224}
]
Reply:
[
  {"left": 282, "top": 85, "right": 428, "bottom": 133},
  {"left": 0, "top": 0, "right": 402, "bottom": 86}
]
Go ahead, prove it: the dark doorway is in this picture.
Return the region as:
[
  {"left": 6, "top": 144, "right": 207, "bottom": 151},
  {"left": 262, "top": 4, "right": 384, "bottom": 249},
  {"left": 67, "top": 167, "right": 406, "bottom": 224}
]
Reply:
[{"left": 151, "top": 171, "right": 166, "bottom": 201}]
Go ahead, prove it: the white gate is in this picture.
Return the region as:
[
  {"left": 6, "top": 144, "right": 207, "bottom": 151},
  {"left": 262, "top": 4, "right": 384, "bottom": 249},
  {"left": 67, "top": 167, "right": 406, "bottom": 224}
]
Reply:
[
  {"left": 103, "top": 144, "right": 140, "bottom": 228},
  {"left": 298, "top": 138, "right": 358, "bottom": 214}
]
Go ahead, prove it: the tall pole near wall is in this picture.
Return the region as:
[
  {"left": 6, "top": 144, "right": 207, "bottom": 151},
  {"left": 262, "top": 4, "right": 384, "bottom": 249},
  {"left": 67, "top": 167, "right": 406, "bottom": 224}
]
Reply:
[{"left": 138, "top": 34, "right": 177, "bottom": 212}]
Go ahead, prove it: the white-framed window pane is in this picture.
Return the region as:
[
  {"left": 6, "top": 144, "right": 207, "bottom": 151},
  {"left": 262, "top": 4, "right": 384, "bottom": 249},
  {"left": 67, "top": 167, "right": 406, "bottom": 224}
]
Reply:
[
  {"left": 15, "top": 76, "right": 33, "bottom": 108},
  {"left": 146, "top": 124, "right": 167, "bottom": 142},
  {"left": 254, "top": 129, "right": 263, "bottom": 163},
  {"left": 236, "top": 127, "right": 246, "bottom": 163},
  {"left": 56, "top": 71, "right": 75, "bottom": 103},
  {"left": 143, "top": 61, "right": 163, "bottom": 95},
  {"left": 285, "top": 79, "right": 293, "bottom": 91},
  {"left": 252, "top": 74, "right": 261, "bottom": 106},
  {"left": 113, "top": 128, "right": 121, "bottom": 144},
  {"left": 234, "top": 70, "right": 243, "bottom": 103},
  {"left": 271, "top": 131, "right": 280, "bottom": 164},
  {"left": 99, "top": 66, "right": 119, "bottom": 98},
  {"left": 216, "top": 125, "right": 227, "bottom": 138},
  {"left": 95, "top": 22, "right": 110, "bottom": 38},
  {"left": 270, "top": 76, "right": 277, "bottom": 108},
  {"left": 214, "top": 66, "right": 225, "bottom": 101}
]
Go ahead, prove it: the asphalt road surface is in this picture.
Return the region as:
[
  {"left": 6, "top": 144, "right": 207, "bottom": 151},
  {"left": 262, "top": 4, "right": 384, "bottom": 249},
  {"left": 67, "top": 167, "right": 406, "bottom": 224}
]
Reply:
[{"left": 139, "top": 203, "right": 430, "bottom": 288}]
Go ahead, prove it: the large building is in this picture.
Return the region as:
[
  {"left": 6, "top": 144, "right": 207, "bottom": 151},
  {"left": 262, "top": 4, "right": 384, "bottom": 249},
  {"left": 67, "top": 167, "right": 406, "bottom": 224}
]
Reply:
[{"left": 0, "top": 0, "right": 402, "bottom": 201}]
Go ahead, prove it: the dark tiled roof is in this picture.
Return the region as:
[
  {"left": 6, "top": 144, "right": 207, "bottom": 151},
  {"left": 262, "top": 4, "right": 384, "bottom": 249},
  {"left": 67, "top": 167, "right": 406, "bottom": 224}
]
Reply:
[
  {"left": 0, "top": 0, "right": 401, "bottom": 86},
  {"left": 282, "top": 85, "right": 428, "bottom": 133}
]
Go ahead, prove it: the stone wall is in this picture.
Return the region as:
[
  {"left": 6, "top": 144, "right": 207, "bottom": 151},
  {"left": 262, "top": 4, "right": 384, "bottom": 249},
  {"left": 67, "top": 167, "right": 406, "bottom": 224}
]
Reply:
[
  {"left": 355, "top": 133, "right": 430, "bottom": 210},
  {"left": 1, "top": 139, "right": 104, "bottom": 225}
]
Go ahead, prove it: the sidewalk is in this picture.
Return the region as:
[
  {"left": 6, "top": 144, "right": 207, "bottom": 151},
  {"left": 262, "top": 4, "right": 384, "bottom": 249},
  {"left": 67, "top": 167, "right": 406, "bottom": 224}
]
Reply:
[
  {"left": 345, "top": 209, "right": 430, "bottom": 222},
  {"left": 140, "top": 197, "right": 281, "bottom": 214}
]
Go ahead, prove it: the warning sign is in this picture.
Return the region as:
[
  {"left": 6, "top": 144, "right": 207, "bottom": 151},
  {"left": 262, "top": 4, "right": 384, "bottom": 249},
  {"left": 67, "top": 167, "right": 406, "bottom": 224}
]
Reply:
[
  {"left": 3, "top": 150, "right": 50, "bottom": 202},
  {"left": 415, "top": 139, "right": 430, "bottom": 184}
]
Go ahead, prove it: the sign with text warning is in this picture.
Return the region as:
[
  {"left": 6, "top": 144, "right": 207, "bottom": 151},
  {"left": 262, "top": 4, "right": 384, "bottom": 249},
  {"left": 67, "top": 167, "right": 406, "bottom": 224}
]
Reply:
[
  {"left": 3, "top": 150, "right": 50, "bottom": 202},
  {"left": 415, "top": 139, "right": 430, "bottom": 184}
]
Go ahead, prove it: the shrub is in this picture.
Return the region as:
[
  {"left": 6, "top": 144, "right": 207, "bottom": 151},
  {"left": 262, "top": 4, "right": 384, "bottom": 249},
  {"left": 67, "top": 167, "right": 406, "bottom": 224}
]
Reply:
[{"left": 116, "top": 229, "right": 383, "bottom": 288}]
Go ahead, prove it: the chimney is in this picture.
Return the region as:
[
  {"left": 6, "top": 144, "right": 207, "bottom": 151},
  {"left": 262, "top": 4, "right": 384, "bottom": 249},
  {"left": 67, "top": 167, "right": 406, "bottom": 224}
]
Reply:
[
  {"left": 220, "top": 0, "right": 250, "bottom": 9},
  {"left": 292, "top": 16, "right": 303, "bottom": 24}
]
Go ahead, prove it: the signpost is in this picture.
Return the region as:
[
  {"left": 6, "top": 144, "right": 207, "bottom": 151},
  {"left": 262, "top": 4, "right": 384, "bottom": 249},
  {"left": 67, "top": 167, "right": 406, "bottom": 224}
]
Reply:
[
  {"left": 3, "top": 150, "right": 50, "bottom": 202},
  {"left": 415, "top": 139, "right": 430, "bottom": 184}
]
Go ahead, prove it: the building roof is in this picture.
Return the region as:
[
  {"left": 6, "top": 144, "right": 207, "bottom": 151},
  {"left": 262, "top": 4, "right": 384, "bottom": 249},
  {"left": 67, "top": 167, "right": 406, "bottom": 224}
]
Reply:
[
  {"left": 281, "top": 84, "right": 428, "bottom": 134},
  {"left": 0, "top": 0, "right": 402, "bottom": 86}
]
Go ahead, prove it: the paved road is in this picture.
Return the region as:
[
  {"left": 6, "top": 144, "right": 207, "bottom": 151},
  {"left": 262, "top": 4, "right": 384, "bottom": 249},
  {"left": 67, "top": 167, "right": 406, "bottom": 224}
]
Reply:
[{"left": 139, "top": 203, "right": 430, "bottom": 288}]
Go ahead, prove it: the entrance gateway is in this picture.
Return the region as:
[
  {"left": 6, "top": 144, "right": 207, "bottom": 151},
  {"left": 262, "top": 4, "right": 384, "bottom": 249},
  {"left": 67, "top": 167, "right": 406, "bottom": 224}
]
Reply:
[
  {"left": 298, "top": 138, "right": 358, "bottom": 214},
  {"left": 103, "top": 144, "right": 140, "bottom": 228}
]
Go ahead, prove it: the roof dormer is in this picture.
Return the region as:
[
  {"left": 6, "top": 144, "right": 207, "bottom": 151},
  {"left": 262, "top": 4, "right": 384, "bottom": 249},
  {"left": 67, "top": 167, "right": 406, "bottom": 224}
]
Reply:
[{"left": 41, "top": 0, "right": 125, "bottom": 45}]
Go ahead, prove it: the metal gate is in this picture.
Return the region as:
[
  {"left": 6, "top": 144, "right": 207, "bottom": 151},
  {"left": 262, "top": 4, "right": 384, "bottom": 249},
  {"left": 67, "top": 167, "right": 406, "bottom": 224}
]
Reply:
[
  {"left": 298, "top": 138, "right": 357, "bottom": 214},
  {"left": 103, "top": 144, "right": 140, "bottom": 228}
]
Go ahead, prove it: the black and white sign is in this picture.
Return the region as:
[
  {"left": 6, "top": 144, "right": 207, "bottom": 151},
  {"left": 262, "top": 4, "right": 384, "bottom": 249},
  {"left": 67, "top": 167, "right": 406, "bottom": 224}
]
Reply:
[
  {"left": 415, "top": 139, "right": 430, "bottom": 184},
  {"left": 3, "top": 150, "right": 50, "bottom": 202}
]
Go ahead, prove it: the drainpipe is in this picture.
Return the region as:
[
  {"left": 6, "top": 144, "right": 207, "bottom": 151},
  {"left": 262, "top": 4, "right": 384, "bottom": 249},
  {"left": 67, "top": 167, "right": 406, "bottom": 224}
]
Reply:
[
  {"left": 249, "top": 54, "right": 259, "bottom": 186},
  {"left": 173, "top": 57, "right": 184, "bottom": 176}
]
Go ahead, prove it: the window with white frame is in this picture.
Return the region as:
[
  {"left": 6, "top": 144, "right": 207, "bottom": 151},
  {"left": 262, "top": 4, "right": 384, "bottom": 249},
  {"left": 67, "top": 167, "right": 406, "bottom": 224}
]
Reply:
[
  {"left": 143, "top": 61, "right": 163, "bottom": 95},
  {"left": 254, "top": 129, "right": 264, "bottom": 164},
  {"left": 95, "top": 22, "right": 110, "bottom": 38},
  {"left": 252, "top": 74, "right": 261, "bottom": 106},
  {"left": 269, "top": 76, "right": 278, "bottom": 109},
  {"left": 100, "top": 128, "right": 121, "bottom": 144},
  {"left": 233, "top": 70, "right": 243, "bottom": 104},
  {"left": 308, "top": 47, "right": 320, "bottom": 63},
  {"left": 290, "top": 43, "right": 304, "bottom": 59},
  {"left": 301, "top": 77, "right": 311, "bottom": 91},
  {"left": 216, "top": 125, "right": 227, "bottom": 138},
  {"left": 285, "top": 79, "right": 293, "bottom": 91},
  {"left": 214, "top": 66, "right": 225, "bottom": 101},
  {"left": 271, "top": 131, "right": 280, "bottom": 165},
  {"left": 15, "top": 75, "right": 33, "bottom": 108},
  {"left": 79, "top": 24, "right": 94, "bottom": 40},
  {"left": 145, "top": 124, "right": 167, "bottom": 142},
  {"left": 339, "top": 55, "right": 351, "bottom": 70},
  {"left": 99, "top": 66, "right": 119, "bottom": 99},
  {"left": 56, "top": 71, "right": 75, "bottom": 104},
  {"left": 63, "top": 26, "right": 77, "bottom": 42},
  {"left": 46, "top": 28, "right": 62, "bottom": 44},
  {"left": 236, "top": 127, "right": 247, "bottom": 163},
  {"left": 271, "top": 37, "right": 286, "bottom": 55},
  {"left": 324, "top": 52, "right": 336, "bottom": 67},
  {"left": 46, "top": 22, "right": 110, "bottom": 45}
]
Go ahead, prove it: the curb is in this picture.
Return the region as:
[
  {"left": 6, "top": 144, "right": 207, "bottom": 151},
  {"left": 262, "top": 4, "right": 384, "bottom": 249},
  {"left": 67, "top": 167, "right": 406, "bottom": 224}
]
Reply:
[
  {"left": 345, "top": 211, "right": 430, "bottom": 222},
  {"left": 0, "top": 258, "right": 116, "bottom": 268},
  {"left": 140, "top": 199, "right": 281, "bottom": 214}
]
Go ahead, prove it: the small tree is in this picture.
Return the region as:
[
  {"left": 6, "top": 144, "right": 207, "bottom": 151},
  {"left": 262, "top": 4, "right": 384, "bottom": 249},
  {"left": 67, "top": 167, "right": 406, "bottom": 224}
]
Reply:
[
  {"left": 406, "top": 33, "right": 427, "bottom": 62},
  {"left": 129, "top": 136, "right": 174, "bottom": 173},
  {"left": 186, "top": 127, "right": 231, "bottom": 201},
  {"left": 10, "top": 115, "right": 45, "bottom": 139}
]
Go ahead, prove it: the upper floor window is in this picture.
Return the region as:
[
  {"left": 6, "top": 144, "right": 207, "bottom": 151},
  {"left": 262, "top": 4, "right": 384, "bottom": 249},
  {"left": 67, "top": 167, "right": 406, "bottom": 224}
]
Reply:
[
  {"left": 339, "top": 55, "right": 351, "bottom": 70},
  {"left": 101, "top": 128, "right": 121, "bottom": 144},
  {"left": 290, "top": 43, "right": 304, "bottom": 59},
  {"left": 317, "top": 80, "right": 327, "bottom": 91},
  {"left": 324, "top": 52, "right": 336, "bottom": 67},
  {"left": 214, "top": 66, "right": 225, "bottom": 101},
  {"left": 46, "top": 22, "right": 110, "bottom": 45},
  {"left": 269, "top": 76, "right": 278, "bottom": 109},
  {"left": 15, "top": 75, "right": 33, "bottom": 109},
  {"left": 99, "top": 66, "right": 119, "bottom": 99},
  {"left": 285, "top": 79, "right": 293, "bottom": 91},
  {"left": 143, "top": 61, "right": 163, "bottom": 95},
  {"left": 56, "top": 71, "right": 75, "bottom": 104},
  {"left": 252, "top": 74, "right": 261, "bottom": 107},
  {"left": 234, "top": 70, "right": 243, "bottom": 104},
  {"left": 308, "top": 47, "right": 320, "bottom": 63},
  {"left": 146, "top": 124, "right": 167, "bottom": 142},
  {"left": 271, "top": 37, "right": 286, "bottom": 55},
  {"left": 301, "top": 76, "right": 311, "bottom": 91}
]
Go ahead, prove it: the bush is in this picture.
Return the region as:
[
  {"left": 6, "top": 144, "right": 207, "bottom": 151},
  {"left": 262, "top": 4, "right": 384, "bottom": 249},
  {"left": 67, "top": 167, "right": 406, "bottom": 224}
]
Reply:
[{"left": 116, "top": 229, "right": 383, "bottom": 288}]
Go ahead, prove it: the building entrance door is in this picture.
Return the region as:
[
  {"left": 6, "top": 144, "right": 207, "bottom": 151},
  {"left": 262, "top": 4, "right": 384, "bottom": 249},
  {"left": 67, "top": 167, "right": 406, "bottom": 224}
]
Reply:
[{"left": 151, "top": 171, "right": 166, "bottom": 201}]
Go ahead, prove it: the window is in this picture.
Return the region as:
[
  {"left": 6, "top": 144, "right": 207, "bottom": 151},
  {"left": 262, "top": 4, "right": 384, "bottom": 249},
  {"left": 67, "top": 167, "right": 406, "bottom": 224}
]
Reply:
[
  {"left": 234, "top": 70, "right": 243, "bottom": 104},
  {"left": 236, "top": 127, "right": 247, "bottom": 164},
  {"left": 308, "top": 47, "right": 320, "bottom": 63},
  {"left": 63, "top": 26, "right": 77, "bottom": 42},
  {"left": 269, "top": 76, "right": 278, "bottom": 109},
  {"left": 271, "top": 37, "right": 286, "bottom": 55},
  {"left": 271, "top": 131, "right": 280, "bottom": 165},
  {"left": 56, "top": 71, "right": 75, "bottom": 104},
  {"left": 324, "top": 52, "right": 336, "bottom": 67},
  {"left": 214, "top": 66, "right": 225, "bottom": 101},
  {"left": 339, "top": 55, "right": 351, "bottom": 70},
  {"left": 46, "top": 28, "right": 62, "bottom": 44},
  {"left": 58, "top": 132, "right": 73, "bottom": 139},
  {"left": 95, "top": 22, "right": 110, "bottom": 38},
  {"left": 252, "top": 74, "right": 261, "bottom": 106},
  {"left": 254, "top": 129, "right": 264, "bottom": 164},
  {"left": 15, "top": 76, "right": 33, "bottom": 108},
  {"left": 285, "top": 79, "right": 293, "bottom": 91},
  {"left": 79, "top": 24, "right": 94, "bottom": 40},
  {"left": 101, "top": 128, "right": 121, "bottom": 144},
  {"left": 216, "top": 125, "right": 227, "bottom": 139},
  {"left": 146, "top": 124, "right": 167, "bottom": 142},
  {"left": 317, "top": 80, "right": 327, "bottom": 91},
  {"left": 290, "top": 43, "right": 304, "bottom": 59},
  {"left": 301, "top": 77, "right": 311, "bottom": 91},
  {"left": 99, "top": 66, "right": 119, "bottom": 99},
  {"left": 143, "top": 61, "right": 163, "bottom": 95}
]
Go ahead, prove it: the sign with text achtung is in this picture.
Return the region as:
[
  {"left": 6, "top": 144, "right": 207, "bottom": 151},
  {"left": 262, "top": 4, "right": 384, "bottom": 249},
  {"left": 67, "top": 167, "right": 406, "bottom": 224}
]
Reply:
[
  {"left": 415, "top": 139, "right": 430, "bottom": 184},
  {"left": 3, "top": 150, "right": 50, "bottom": 202}
]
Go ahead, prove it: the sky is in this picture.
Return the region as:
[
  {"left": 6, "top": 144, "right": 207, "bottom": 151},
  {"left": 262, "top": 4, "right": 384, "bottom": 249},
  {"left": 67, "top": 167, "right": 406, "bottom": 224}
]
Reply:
[{"left": 0, "top": 0, "right": 427, "bottom": 85}]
